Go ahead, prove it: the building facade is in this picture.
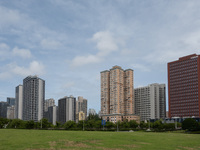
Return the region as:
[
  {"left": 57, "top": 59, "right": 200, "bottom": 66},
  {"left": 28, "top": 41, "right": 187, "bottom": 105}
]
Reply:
[
  {"left": 168, "top": 54, "right": 200, "bottom": 118},
  {"left": 76, "top": 96, "right": 87, "bottom": 119},
  {"left": 58, "top": 96, "right": 76, "bottom": 124},
  {"left": 0, "top": 101, "right": 9, "bottom": 118},
  {"left": 7, "top": 106, "right": 15, "bottom": 119},
  {"left": 101, "top": 66, "right": 138, "bottom": 122},
  {"left": 44, "top": 98, "right": 55, "bottom": 112},
  {"left": 101, "top": 66, "right": 134, "bottom": 115},
  {"left": 134, "top": 83, "right": 166, "bottom": 121},
  {"left": 7, "top": 97, "right": 15, "bottom": 106},
  {"left": 22, "top": 75, "right": 45, "bottom": 122},
  {"left": 15, "top": 85, "right": 23, "bottom": 119},
  {"left": 47, "top": 105, "right": 57, "bottom": 125}
]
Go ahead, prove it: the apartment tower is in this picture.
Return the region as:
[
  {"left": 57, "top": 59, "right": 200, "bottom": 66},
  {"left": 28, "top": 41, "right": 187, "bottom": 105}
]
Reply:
[
  {"left": 101, "top": 66, "right": 134, "bottom": 115},
  {"left": 58, "top": 96, "right": 76, "bottom": 124},
  {"left": 22, "top": 76, "right": 45, "bottom": 121},
  {"left": 15, "top": 85, "right": 23, "bottom": 119},
  {"left": 168, "top": 54, "right": 200, "bottom": 117},
  {"left": 134, "top": 83, "right": 166, "bottom": 121}
]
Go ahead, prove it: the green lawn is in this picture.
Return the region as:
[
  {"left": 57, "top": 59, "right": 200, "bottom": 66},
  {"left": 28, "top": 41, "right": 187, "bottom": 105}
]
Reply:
[{"left": 0, "top": 129, "right": 200, "bottom": 150}]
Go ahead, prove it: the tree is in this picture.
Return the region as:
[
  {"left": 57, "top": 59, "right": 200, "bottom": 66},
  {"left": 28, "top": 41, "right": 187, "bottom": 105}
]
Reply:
[
  {"left": 87, "top": 114, "right": 100, "bottom": 121},
  {"left": 25, "top": 120, "right": 35, "bottom": 129},
  {"left": 40, "top": 118, "right": 52, "bottom": 129},
  {"left": 129, "top": 120, "right": 138, "bottom": 128},
  {"left": 0, "top": 118, "right": 9, "bottom": 128},
  {"left": 64, "top": 120, "right": 77, "bottom": 130},
  {"left": 105, "top": 121, "right": 115, "bottom": 129},
  {"left": 152, "top": 120, "right": 164, "bottom": 130},
  {"left": 139, "top": 121, "right": 148, "bottom": 129},
  {"left": 182, "top": 118, "right": 199, "bottom": 131},
  {"left": 7, "top": 119, "right": 25, "bottom": 129}
]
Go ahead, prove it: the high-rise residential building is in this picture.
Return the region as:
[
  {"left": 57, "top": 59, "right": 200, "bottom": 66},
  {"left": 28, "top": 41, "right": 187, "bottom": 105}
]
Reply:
[
  {"left": 7, "top": 97, "right": 15, "bottom": 106},
  {"left": 58, "top": 96, "right": 76, "bottom": 124},
  {"left": 168, "top": 54, "right": 200, "bottom": 118},
  {"left": 101, "top": 66, "right": 134, "bottom": 115},
  {"left": 100, "top": 66, "right": 139, "bottom": 123},
  {"left": 0, "top": 101, "right": 9, "bottom": 118},
  {"left": 22, "top": 75, "right": 45, "bottom": 122},
  {"left": 7, "top": 106, "right": 15, "bottom": 119},
  {"left": 76, "top": 96, "right": 87, "bottom": 118},
  {"left": 134, "top": 83, "right": 166, "bottom": 121},
  {"left": 44, "top": 98, "right": 55, "bottom": 112},
  {"left": 88, "top": 108, "right": 96, "bottom": 115},
  {"left": 47, "top": 105, "right": 57, "bottom": 125},
  {"left": 15, "top": 85, "right": 23, "bottom": 119}
]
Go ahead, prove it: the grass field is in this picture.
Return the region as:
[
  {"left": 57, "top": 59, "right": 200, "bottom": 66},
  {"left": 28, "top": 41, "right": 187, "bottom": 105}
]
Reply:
[{"left": 0, "top": 129, "right": 200, "bottom": 150}]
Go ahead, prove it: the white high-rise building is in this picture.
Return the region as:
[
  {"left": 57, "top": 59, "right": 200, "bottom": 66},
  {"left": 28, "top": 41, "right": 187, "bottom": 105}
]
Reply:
[
  {"left": 15, "top": 85, "right": 23, "bottom": 119},
  {"left": 22, "top": 76, "right": 45, "bottom": 122},
  {"left": 134, "top": 83, "right": 166, "bottom": 121},
  {"left": 58, "top": 96, "right": 76, "bottom": 124}
]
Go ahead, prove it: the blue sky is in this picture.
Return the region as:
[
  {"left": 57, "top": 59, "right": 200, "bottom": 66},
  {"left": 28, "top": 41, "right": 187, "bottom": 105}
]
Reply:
[{"left": 0, "top": 0, "right": 200, "bottom": 112}]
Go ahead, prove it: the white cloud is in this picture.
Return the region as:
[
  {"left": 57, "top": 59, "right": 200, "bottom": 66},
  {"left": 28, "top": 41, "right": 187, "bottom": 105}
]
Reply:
[
  {"left": 0, "top": 43, "right": 10, "bottom": 60},
  {"left": 0, "top": 61, "right": 45, "bottom": 80},
  {"left": 71, "top": 31, "right": 119, "bottom": 67},
  {"left": 132, "top": 64, "right": 151, "bottom": 72},
  {"left": 92, "top": 31, "right": 118, "bottom": 56},
  {"left": 12, "top": 61, "right": 45, "bottom": 76},
  {"left": 12, "top": 47, "right": 32, "bottom": 59},
  {"left": 40, "top": 38, "right": 63, "bottom": 50},
  {"left": 71, "top": 55, "right": 101, "bottom": 67}
]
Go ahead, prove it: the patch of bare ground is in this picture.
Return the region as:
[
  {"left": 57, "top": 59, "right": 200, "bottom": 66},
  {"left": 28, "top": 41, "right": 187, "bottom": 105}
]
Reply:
[
  {"left": 85, "top": 140, "right": 103, "bottom": 144},
  {"left": 49, "top": 141, "right": 56, "bottom": 147},
  {"left": 178, "top": 146, "right": 195, "bottom": 150},
  {"left": 138, "top": 142, "right": 150, "bottom": 145},
  {"left": 96, "top": 147, "right": 123, "bottom": 150},
  {"left": 64, "top": 140, "right": 90, "bottom": 148},
  {"left": 124, "top": 144, "right": 139, "bottom": 148}
]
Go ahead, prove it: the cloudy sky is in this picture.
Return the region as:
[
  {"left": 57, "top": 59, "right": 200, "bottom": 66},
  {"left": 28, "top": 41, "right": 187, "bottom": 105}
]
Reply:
[{"left": 0, "top": 0, "right": 200, "bottom": 112}]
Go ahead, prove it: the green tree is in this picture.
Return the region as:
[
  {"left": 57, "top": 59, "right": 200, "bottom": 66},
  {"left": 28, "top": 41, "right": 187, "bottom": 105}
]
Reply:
[
  {"left": 182, "top": 118, "right": 199, "bottom": 131},
  {"left": 105, "top": 121, "right": 115, "bottom": 129},
  {"left": 139, "top": 121, "right": 148, "bottom": 129},
  {"left": 25, "top": 120, "right": 35, "bottom": 129},
  {"left": 87, "top": 114, "right": 100, "bottom": 121},
  {"left": 40, "top": 118, "right": 52, "bottom": 129},
  {"left": 64, "top": 120, "right": 77, "bottom": 130},
  {"left": 129, "top": 120, "right": 138, "bottom": 128},
  {"left": 7, "top": 119, "right": 25, "bottom": 129},
  {"left": 0, "top": 118, "right": 9, "bottom": 128},
  {"left": 152, "top": 120, "right": 164, "bottom": 130}
]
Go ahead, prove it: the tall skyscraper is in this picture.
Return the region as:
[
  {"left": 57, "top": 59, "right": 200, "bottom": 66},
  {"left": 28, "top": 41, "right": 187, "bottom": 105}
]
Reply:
[
  {"left": 88, "top": 108, "right": 96, "bottom": 115},
  {"left": 100, "top": 66, "right": 139, "bottom": 123},
  {"left": 76, "top": 96, "right": 87, "bottom": 118},
  {"left": 101, "top": 66, "right": 134, "bottom": 115},
  {"left": 168, "top": 54, "right": 200, "bottom": 118},
  {"left": 58, "top": 96, "right": 76, "bottom": 124},
  {"left": 15, "top": 85, "right": 23, "bottom": 119},
  {"left": 134, "top": 83, "right": 166, "bottom": 121},
  {"left": 22, "top": 75, "right": 45, "bottom": 122}
]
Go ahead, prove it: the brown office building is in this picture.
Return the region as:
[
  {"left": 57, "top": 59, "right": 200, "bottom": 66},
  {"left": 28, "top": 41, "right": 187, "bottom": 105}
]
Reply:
[
  {"left": 168, "top": 54, "right": 200, "bottom": 118},
  {"left": 101, "top": 66, "right": 139, "bottom": 122}
]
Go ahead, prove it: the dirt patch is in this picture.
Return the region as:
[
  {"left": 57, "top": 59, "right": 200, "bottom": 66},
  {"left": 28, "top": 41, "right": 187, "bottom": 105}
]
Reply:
[
  {"left": 178, "top": 146, "right": 195, "bottom": 150},
  {"left": 64, "top": 140, "right": 90, "bottom": 148},
  {"left": 138, "top": 142, "right": 150, "bottom": 145},
  {"left": 49, "top": 141, "right": 56, "bottom": 147},
  {"left": 124, "top": 144, "right": 138, "bottom": 148},
  {"left": 96, "top": 147, "right": 123, "bottom": 150}
]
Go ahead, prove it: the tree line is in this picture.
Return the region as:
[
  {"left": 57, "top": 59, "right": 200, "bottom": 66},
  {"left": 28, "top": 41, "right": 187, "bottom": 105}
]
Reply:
[{"left": 0, "top": 115, "right": 200, "bottom": 132}]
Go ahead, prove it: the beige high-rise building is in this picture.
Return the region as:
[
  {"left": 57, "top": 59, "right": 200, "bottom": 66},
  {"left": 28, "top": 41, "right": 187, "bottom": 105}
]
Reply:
[{"left": 101, "top": 66, "right": 135, "bottom": 116}]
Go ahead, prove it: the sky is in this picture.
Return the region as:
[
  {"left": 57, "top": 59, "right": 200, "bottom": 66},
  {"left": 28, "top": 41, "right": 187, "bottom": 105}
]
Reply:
[{"left": 0, "top": 0, "right": 200, "bottom": 113}]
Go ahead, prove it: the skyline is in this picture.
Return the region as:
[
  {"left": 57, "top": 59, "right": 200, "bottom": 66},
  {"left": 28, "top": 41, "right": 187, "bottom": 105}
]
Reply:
[{"left": 0, "top": 0, "right": 200, "bottom": 112}]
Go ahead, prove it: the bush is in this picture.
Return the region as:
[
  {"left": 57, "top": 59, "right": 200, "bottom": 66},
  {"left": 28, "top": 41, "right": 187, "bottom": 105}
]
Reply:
[{"left": 182, "top": 118, "right": 199, "bottom": 131}]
